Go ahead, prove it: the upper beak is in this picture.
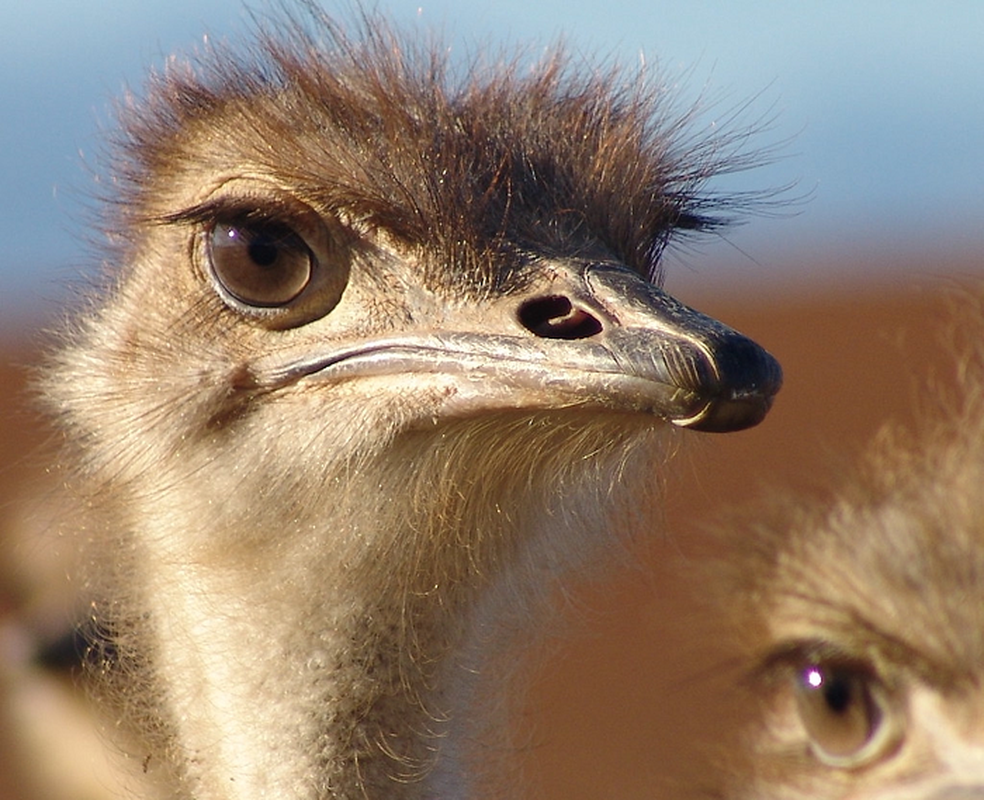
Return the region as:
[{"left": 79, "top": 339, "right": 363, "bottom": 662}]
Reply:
[{"left": 264, "top": 262, "right": 782, "bottom": 434}]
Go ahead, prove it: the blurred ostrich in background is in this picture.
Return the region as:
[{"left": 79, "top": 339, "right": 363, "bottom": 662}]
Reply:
[
  {"left": 711, "top": 296, "right": 984, "bottom": 799},
  {"left": 35, "top": 8, "right": 781, "bottom": 800}
]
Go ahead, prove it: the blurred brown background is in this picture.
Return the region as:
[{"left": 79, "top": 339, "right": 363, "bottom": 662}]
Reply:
[{"left": 3, "top": 255, "right": 981, "bottom": 798}]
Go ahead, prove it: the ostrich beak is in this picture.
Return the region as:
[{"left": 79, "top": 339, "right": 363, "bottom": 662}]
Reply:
[
  {"left": 263, "top": 263, "right": 781, "bottom": 434},
  {"left": 571, "top": 264, "right": 783, "bottom": 432}
]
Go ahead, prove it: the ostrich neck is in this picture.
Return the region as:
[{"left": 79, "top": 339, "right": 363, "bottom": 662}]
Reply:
[{"left": 123, "top": 415, "right": 662, "bottom": 799}]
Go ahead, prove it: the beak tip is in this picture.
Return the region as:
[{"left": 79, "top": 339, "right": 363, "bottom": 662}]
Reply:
[
  {"left": 673, "top": 394, "right": 776, "bottom": 433},
  {"left": 672, "top": 351, "right": 783, "bottom": 433}
]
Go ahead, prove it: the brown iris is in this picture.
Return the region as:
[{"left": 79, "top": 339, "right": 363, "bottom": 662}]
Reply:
[{"left": 208, "top": 219, "right": 313, "bottom": 307}]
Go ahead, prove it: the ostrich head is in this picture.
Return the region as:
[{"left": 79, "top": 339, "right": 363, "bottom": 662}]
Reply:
[
  {"left": 714, "top": 304, "right": 984, "bottom": 800},
  {"left": 44, "top": 10, "right": 781, "bottom": 800}
]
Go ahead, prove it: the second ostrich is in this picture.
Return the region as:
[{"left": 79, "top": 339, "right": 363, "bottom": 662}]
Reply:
[
  {"left": 710, "top": 303, "right": 984, "bottom": 799},
  {"left": 45, "top": 12, "right": 781, "bottom": 800}
]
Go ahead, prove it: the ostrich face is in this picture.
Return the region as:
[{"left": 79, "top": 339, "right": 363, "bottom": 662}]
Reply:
[
  {"left": 725, "top": 412, "right": 984, "bottom": 800},
  {"left": 60, "top": 18, "right": 782, "bottom": 495}
]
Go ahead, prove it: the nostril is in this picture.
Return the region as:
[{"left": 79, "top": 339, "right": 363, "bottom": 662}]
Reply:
[{"left": 518, "top": 295, "right": 604, "bottom": 340}]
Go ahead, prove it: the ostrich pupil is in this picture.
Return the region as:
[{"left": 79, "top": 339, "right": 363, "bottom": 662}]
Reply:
[
  {"left": 823, "top": 673, "right": 853, "bottom": 714},
  {"left": 248, "top": 234, "right": 280, "bottom": 268}
]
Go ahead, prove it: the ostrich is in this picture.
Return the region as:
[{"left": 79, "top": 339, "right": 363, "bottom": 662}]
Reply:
[
  {"left": 43, "top": 11, "right": 781, "bottom": 800},
  {"left": 711, "top": 304, "right": 984, "bottom": 799}
]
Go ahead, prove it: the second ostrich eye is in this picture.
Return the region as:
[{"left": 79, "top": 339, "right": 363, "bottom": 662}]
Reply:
[
  {"left": 208, "top": 220, "right": 313, "bottom": 307},
  {"left": 792, "top": 658, "right": 897, "bottom": 768}
]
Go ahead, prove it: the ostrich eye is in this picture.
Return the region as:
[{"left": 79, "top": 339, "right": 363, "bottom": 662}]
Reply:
[
  {"left": 792, "top": 658, "right": 897, "bottom": 767},
  {"left": 757, "top": 642, "right": 903, "bottom": 770},
  {"left": 208, "top": 220, "right": 313, "bottom": 307}
]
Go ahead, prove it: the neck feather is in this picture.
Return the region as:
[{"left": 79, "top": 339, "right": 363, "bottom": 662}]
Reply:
[{"left": 99, "top": 412, "right": 668, "bottom": 799}]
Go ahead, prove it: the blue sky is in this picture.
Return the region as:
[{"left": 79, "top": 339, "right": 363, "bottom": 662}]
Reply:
[{"left": 2, "top": 1, "right": 982, "bottom": 325}]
